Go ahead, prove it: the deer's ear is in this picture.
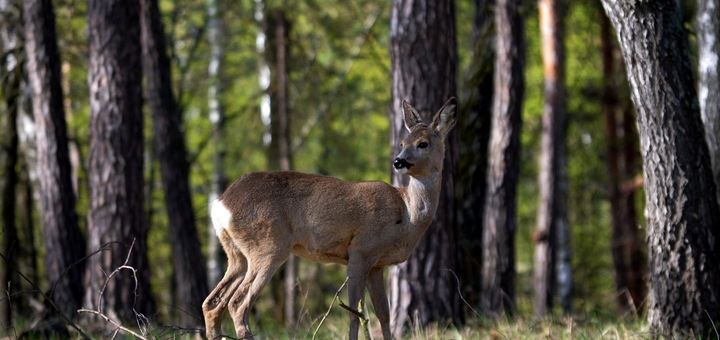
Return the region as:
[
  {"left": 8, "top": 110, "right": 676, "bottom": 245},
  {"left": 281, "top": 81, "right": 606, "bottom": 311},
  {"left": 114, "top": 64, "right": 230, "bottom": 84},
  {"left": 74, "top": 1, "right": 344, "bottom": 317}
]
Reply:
[
  {"left": 430, "top": 97, "right": 457, "bottom": 136},
  {"left": 403, "top": 100, "right": 423, "bottom": 132}
]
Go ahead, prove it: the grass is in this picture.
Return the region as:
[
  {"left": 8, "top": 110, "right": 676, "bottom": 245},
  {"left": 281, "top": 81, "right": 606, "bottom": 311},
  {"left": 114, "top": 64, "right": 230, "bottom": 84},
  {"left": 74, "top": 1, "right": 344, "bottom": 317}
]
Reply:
[{"left": 2, "top": 307, "right": 653, "bottom": 340}]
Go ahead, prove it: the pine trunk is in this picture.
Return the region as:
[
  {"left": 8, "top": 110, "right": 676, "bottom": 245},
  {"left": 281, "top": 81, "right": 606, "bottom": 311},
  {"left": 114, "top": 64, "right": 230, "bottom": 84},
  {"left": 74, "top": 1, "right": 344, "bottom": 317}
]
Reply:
[
  {"left": 481, "top": 0, "right": 525, "bottom": 318},
  {"left": 85, "top": 0, "right": 155, "bottom": 322},
  {"left": 387, "top": 0, "right": 460, "bottom": 336},
  {"left": 140, "top": 0, "right": 208, "bottom": 326},
  {"left": 23, "top": 0, "right": 86, "bottom": 318},
  {"left": 533, "top": 0, "right": 567, "bottom": 317},
  {"left": 457, "top": 0, "right": 494, "bottom": 311},
  {"left": 602, "top": 0, "right": 720, "bottom": 336}
]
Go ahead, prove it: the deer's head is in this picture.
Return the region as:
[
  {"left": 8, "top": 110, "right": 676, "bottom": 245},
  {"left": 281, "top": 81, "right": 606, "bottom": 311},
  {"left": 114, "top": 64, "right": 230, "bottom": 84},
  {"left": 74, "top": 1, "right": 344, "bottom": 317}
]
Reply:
[{"left": 393, "top": 97, "right": 456, "bottom": 179}]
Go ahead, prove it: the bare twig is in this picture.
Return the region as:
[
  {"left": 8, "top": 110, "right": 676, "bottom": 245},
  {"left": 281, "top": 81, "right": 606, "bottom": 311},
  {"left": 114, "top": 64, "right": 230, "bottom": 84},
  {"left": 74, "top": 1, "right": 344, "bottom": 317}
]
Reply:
[
  {"left": 443, "top": 269, "right": 482, "bottom": 319},
  {"left": 78, "top": 239, "right": 152, "bottom": 339},
  {"left": 77, "top": 308, "right": 148, "bottom": 340},
  {"left": 706, "top": 310, "right": 719, "bottom": 339},
  {"left": 312, "top": 277, "right": 348, "bottom": 340},
  {"left": 338, "top": 300, "right": 371, "bottom": 340}
]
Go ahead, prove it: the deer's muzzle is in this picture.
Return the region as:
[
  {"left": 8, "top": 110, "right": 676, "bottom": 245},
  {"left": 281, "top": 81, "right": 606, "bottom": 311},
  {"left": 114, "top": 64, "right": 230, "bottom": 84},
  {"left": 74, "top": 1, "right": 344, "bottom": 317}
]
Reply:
[{"left": 393, "top": 158, "right": 413, "bottom": 170}]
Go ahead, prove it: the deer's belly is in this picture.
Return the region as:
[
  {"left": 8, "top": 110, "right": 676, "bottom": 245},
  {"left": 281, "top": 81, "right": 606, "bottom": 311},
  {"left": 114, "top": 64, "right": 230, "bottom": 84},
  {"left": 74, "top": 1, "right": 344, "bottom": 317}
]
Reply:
[{"left": 291, "top": 243, "right": 349, "bottom": 265}]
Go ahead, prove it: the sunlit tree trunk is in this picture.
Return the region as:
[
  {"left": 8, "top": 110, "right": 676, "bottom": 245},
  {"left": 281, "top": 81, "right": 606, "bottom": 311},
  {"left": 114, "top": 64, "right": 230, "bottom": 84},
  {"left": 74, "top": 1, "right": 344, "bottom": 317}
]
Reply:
[
  {"left": 602, "top": 0, "right": 720, "bottom": 336},
  {"left": 481, "top": 0, "right": 525, "bottom": 319},
  {"left": 85, "top": 0, "right": 155, "bottom": 322},
  {"left": 697, "top": 0, "right": 720, "bottom": 202},
  {"left": 533, "top": 0, "right": 569, "bottom": 317},
  {"left": 457, "top": 0, "right": 493, "bottom": 311},
  {"left": 206, "top": 0, "right": 227, "bottom": 288},
  {"left": 141, "top": 0, "right": 208, "bottom": 327},
  {"left": 600, "top": 9, "right": 645, "bottom": 315},
  {"left": 388, "top": 0, "right": 460, "bottom": 336},
  {"left": 23, "top": 0, "right": 86, "bottom": 318}
]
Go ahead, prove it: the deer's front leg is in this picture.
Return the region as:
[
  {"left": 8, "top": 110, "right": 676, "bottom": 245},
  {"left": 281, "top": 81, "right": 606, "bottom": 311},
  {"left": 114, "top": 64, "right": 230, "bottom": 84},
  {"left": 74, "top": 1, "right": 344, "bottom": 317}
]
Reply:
[
  {"left": 346, "top": 253, "right": 373, "bottom": 340},
  {"left": 366, "top": 267, "right": 391, "bottom": 339}
]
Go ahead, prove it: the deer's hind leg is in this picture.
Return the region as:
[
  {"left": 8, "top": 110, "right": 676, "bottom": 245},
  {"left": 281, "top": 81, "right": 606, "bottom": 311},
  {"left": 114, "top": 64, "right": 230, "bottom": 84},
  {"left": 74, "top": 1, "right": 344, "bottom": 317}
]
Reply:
[
  {"left": 227, "top": 240, "right": 291, "bottom": 339},
  {"left": 203, "top": 232, "right": 249, "bottom": 340}
]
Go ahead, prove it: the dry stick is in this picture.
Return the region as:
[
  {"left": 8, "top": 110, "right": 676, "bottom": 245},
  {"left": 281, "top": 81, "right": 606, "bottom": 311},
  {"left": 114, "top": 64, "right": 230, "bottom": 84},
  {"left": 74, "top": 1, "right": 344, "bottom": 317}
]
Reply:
[
  {"left": 312, "top": 278, "right": 348, "bottom": 340},
  {"left": 338, "top": 300, "right": 371, "bottom": 340},
  {"left": 443, "top": 269, "right": 482, "bottom": 319},
  {"left": 706, "top": 310, "right": 719, "bottom": 339},
  {"left": 0, "top": 252, "right": 92, "bottom": 339},
  {"left": 78, "top": 239, "right": 151, "bottom": 339},
  {"left": 76, "top": 308, "right": 148, "bottom": 340}
]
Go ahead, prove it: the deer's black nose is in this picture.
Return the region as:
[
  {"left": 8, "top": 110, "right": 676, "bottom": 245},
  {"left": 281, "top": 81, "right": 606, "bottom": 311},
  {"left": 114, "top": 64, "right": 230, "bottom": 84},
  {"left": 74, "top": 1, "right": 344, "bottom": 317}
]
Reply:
[{"left": 393, "top": 158, "right": 413, "bottom": 169}]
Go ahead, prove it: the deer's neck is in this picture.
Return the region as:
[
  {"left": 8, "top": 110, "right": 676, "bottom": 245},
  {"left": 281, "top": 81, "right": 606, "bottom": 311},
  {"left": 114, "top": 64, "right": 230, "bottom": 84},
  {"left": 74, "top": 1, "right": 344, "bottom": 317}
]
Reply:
[{"left": 404, "top": 173, "right": 442, "bottom": 231}]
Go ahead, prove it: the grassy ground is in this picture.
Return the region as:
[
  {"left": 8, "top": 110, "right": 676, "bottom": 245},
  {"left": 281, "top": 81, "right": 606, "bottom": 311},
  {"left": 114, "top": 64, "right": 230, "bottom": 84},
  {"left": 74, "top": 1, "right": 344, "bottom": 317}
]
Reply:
[{"left": 1, "top": 309, "right": 654, "bottom": 340}]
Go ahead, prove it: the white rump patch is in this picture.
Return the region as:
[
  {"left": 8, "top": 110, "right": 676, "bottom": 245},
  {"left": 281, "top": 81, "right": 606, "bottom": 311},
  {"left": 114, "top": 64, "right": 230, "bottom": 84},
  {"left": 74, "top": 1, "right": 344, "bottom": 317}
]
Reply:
[{"left": 210, "top": 199, "right": 232, "bottom": 237}]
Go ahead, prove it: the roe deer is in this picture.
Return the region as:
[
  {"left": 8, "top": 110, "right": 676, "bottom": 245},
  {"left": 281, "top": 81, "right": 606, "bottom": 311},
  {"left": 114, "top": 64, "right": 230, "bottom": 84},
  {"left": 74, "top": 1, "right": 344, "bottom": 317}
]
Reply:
[{"left": 202, "top": 97, "right": 457, "bottom": 340}]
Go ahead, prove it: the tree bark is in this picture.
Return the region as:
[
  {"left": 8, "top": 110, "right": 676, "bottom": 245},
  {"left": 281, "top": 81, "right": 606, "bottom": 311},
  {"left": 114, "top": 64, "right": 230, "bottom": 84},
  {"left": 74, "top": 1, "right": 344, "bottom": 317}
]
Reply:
[
  {"left": 140, "top": 0, "right": 208, "bottom": 327},
  {"left": 23, "top": 0, "right": 86, "bottom": 319},
  {"left": 85, "top": 0, "right": 155, "bottom": 322},
  {"left": 481, "top": 0, "right": 525, "bottom": 319},
  {"left": 388, "top": 0, "right": 460, "bottom": 336},
  {"left": 456, "top": 0, "right": 494, "bottom": 311},
  {"left": 697, "top": 0, "right": 720, "bottom": 202},
  {"left": 602, "top": 0, "right": 720, "bottom": 337},
  {"left": 533, "top": 0, "right": 568, "bottom": 317}
]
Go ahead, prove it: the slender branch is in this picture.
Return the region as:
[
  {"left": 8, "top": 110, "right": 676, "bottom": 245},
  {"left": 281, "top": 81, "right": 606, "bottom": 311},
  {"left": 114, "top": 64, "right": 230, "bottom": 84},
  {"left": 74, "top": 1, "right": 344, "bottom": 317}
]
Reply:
[
  {"left": 78, "top": 240, "right": 154, "bottom": 339},
  {"left": 77, "top": 308, "right": 148, "bottom": 340},
  {"left": 312, "top": 277, "right": 348, "bottom": 340}
]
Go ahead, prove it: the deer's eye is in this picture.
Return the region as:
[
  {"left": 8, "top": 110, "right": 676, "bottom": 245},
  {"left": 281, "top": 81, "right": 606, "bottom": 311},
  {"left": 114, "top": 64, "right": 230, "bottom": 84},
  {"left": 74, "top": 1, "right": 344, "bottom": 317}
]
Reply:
[{"left": 418, "top": 142, "right": 428, "bottom": 149}]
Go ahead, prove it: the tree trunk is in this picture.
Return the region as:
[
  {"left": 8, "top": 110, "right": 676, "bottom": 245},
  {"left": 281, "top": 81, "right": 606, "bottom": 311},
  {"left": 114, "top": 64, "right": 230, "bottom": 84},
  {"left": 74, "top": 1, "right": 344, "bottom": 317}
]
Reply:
[
  {"left": 206, "top": 0, "right": 228, "bottom": 289},
  {"left": 600, "top": 8, "right": 645, "bottom": 315},
  {"left": 261, "top": 6, "right": 296, "bottom": 325},
  {"left": 85, "top": 0, "right": 155, "bottom": 322},
  {"left": 457, "top": 0, "right": 494, "bottom": 311},
  {"left": 602, "top": 0, "right": 720, "bottom": 337},
  {"left": 23, "top": 0, "right": 86, "bottom": 319},
  {"left": 697, "top": 0, "right": 720, "bottom": 202},
  {"left": 533, "top": 0, "right": 569, "bottom": 317},
  {"left": 140, "top": 0, "right": 208, "bottom": 327},
  {"left": 388, "top": 0, "right": 460, "bottom": 336},
  {"left": 481, "top": 0, "right": 525, "bottom": 319}
]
